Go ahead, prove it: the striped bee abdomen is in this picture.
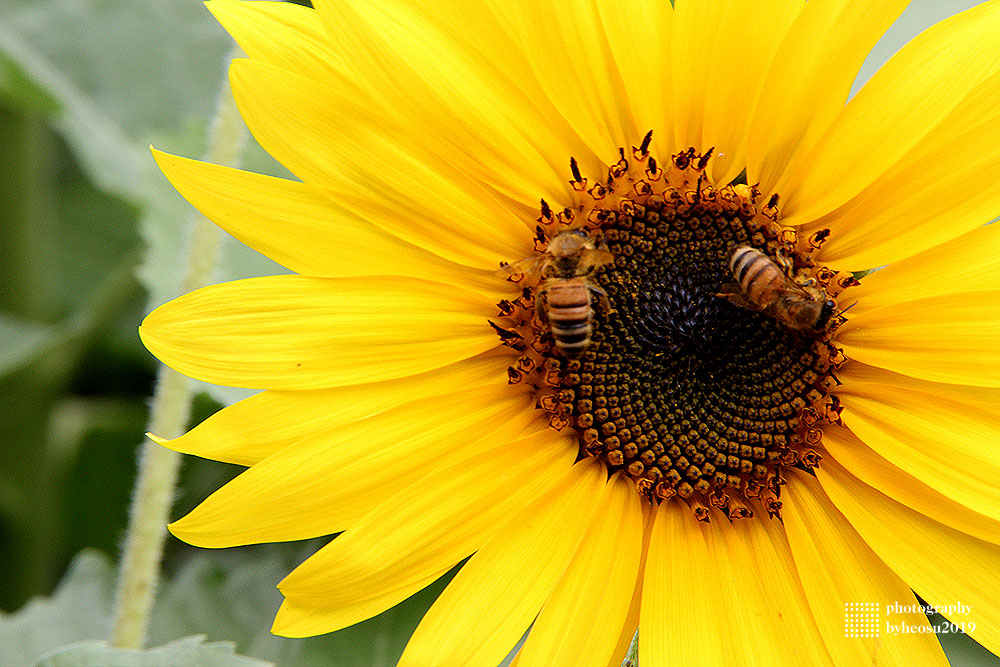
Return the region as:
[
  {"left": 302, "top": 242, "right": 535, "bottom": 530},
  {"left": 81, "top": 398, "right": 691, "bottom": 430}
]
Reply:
[
  {"left": 730, "top": 246, "right": 785, "bottom": 307},
  {"left": 545, "top": 281, "right": 593, "bottom": 357}
]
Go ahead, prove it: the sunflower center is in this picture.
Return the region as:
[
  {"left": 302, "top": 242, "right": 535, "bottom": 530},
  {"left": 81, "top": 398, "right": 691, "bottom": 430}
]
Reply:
[{"left": 494, "top": 141, "right": 856, "bottom": 521}]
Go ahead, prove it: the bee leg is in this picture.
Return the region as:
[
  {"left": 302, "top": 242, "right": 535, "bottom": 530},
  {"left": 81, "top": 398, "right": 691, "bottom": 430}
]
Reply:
[
  {"left": 534, "top": 286, "right": 549, "bottom": 324},
  {"left": 589, "top": 284, "right": 611, "bottom": 312},
  {"left": 714, "top": 282, "right": 741, "bottom": 299},
  {"left": 774, "top": 249, "right": 794, "bottom": 273},
  {"left": 715, "top": 286, "right": 757, "bottom": 312}
]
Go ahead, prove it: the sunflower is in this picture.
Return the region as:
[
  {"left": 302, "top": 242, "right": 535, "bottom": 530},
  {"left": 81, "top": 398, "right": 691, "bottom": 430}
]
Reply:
[{"left": 140, "top": 0, "right": 1000, "bottom": 664}]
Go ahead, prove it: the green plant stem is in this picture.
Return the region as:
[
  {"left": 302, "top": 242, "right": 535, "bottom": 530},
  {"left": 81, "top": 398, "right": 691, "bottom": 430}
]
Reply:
[{"left": 109, "top": 46, "right": 248, "bottom": 649}]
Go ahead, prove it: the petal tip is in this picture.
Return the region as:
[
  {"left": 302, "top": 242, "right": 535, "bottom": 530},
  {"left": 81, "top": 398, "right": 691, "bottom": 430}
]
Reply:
[
  {"left": 167, "top": 513, "right": 222, "bottom": 549},
  {"left": 271, "top": 600, "right": 319, "bottom": 639},
  {"left": 166, "top": 519, "right": 186, "bottom": 541}
]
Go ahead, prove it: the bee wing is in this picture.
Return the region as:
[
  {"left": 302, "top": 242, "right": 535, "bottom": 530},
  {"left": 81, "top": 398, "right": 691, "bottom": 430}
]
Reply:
[
  {"left": 716, "top": 282, "right": 741, "bottom": 296},
  {"left": 581, "top": 248, "right": 615, "bottom": 272},
  {"left": 775, "top": 284, "right": 814, "bottom": 300},
  {"left": 497, "top": 255, "right": 545, "bottom": 280}
]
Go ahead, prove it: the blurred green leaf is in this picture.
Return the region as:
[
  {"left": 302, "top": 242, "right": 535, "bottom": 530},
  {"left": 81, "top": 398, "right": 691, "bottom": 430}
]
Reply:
[
  {"left": 0, "top": 0, "right": 225, "bottom": 313},
  {"left": 48, "top": 174, "right": 143, "bottom": 316},
  {"left": 0, "top": 246, "right": 143, "bottom": 382},
  {"left": 0, "top": 550, "right": 114, "bottom": 667},
  {"left": 0, "top": 0, "right": 232, "bottom": 199},
  {"left": 0, "top": 23, "right": 144, "bottom": 200},
  {"left": 0, "top": 313, "right": 58, "bottom": 376},
  {"left": 0, "top": 53, "right": 58, "bottom": 114},
  {"left": 0, "top": 0, "right": 286, "bottom": 330},
  {"left": 151, "top": 544, "right": 456, "bottom": 667},
  {"left": 36, "top": 636, "right": 270, "bottom": 667},
  {"left": 1, "top": 546, "right": 454, "bottom": 666},
  {"left": 929, "top": 610, "right": 1000, "bottom": 667},
  {"left": 54, "top": 398, "right": 150, "bottom": 559}
]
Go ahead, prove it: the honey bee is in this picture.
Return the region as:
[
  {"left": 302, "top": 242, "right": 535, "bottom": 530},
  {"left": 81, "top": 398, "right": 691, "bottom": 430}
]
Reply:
[
  {"left": 502, "top": 230, "right": 614, "bottom": 357},
  {"left": 719, "top": 245, "right": 836, "bottom": 333}
]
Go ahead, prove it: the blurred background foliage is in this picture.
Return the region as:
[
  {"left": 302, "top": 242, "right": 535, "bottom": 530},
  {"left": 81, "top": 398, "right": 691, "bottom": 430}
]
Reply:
[{"left": 0, "top": 0, "right": 996, "bottom": 664}]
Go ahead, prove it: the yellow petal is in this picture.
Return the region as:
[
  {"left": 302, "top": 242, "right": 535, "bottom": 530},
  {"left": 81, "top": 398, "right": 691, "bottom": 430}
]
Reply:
[
  {"left": 273, "top": 429, "right": 575, "bottom": 633},
  {"left": 206, "top": 0, "right": 347, "bottom": 82},
  {"left": 670, "top": 0, "right": 804, "bottom": 185},
  {"left": 493, "top": 0, "right": 637, "bottom": 161},
  {"left": 834, "top": 366, "right": 1000, "bottom": 524},
  {"left": 836, "top": 289, "right": 1000, "bottom": 387},
  {"left": 797, "top": 70, "right": 1000, "bottom": 269},
  {"left": 228, "top": 58, "right": 529, "bottom": 267},
  {"left": 140, "top": 275, "right": 499, "bottom": 390},
  {"left": 398, "top": 458, "right": 608, "bottom": 667},
  {"left": 603, "top": 501, "right": 655, "bottom": 667},
  {"left": 818, "top": 457, "right": 1000, "bottom": 657},
  {"left": 157, "top": 351, "right": 511, "bottom": 465},
  {"left": 640, "top": 501, "right": 719, "bottom": 665},
  {"left": 594, "top": 0, "right": 673, "bottom": 159},
  {"left": 745, "top": 0, "right": 908, "bottom": 195},
  {"left": 641, "top": 500, "right": 834, "bottom": 666},
  {"left": 783, "top": 1, "right": 1000, "bottom": 229},
  {"left": 822, "top": 421, "right": 1000, "bottom": 546},
  {"left": 515, "top": 474, "right": 643, "bottom": 667},
  {"left": 843, "top": 222, "right": 1000, "bottom": 317},
  {"left": 782, "top": 468, "right": 950, "bottom": 666},
  {"left": 151, "top": 150, "right": 483, "bottom": 285},
  {"left": 167, "top": 384, "right": 539, "bottom": 546},
  {"left": 667, "top": 0, "right": 717, "bottom": 156},
  {"left": 716, "top": 505, "right": 836, "bottom": 666},
  {"left": 313, "top": 0, "right": 588, "bottom": 208},
  {"left": 272, "top": 568, "right": 447, "bottom": 639}
]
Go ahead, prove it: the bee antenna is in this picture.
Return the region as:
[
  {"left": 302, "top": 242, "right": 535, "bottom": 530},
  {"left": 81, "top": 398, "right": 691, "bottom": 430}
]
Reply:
[
  {"left": 837, "top": 300, "right": 859, "bottom": 316},
  {"left": 569, "top": 157, "right": 583, "bottom": 183}
]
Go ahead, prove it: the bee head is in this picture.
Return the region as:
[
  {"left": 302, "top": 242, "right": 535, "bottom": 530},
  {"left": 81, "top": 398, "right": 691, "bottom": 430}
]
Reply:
[{"left": 814, "top": 298, "right": 838, "bottom": 331}]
